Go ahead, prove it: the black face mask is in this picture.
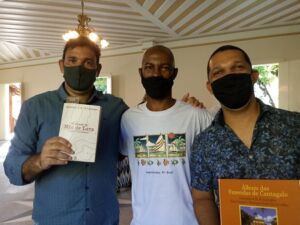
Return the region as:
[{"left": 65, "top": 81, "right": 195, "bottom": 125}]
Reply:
[
  {"left": 211, "top": 73, "right": 253, "bottom": 109},
  {"left": 141, "top": 76, "right": 174, "bottom": 100},
  {"left": 63, "top": 65, "right": 97, "bottom": 92}
]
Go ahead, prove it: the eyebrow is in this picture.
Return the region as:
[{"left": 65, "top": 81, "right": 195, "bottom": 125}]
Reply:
[
  {"left": 232, "top": 60, "right": 246, "bottom": 64},
  {"left": 210, "top": 60, "right": 247, "bottom": 71},
  {"left": 66, "top": 56, "right": 95, "bottom": 62},
  {"left": 66, "top": 56, "right": 77, "bottom": 59},
  {"left": 210, "top": 66, "right": 223, "bottom": 73}
]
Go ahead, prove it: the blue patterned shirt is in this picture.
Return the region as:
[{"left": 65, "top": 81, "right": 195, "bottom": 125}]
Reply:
[
  {"left": 4, "top": 84, "right": 128, "bottom": 225},
  {"left": 191, "top": 99, "right": 300, "bottom": 206}
]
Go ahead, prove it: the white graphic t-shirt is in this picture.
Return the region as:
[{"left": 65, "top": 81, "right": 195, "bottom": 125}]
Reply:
[{"left": 120, "top": 100, "right": 212, "bottom": 225}]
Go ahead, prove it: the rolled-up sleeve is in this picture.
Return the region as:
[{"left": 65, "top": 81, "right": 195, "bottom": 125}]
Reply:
[
  {"left": 190, "top": 133, "right": 213, "bottom": 191},
  {"left": 4, "top": 100, "right": 38, "bottom": 185}
]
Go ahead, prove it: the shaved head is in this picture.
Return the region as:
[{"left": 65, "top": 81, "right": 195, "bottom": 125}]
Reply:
[{"left": 142, "top": 45, "right": 175, "bottom": 67}]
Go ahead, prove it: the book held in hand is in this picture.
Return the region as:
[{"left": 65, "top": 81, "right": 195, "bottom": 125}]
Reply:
[
  {"left": 219, "top": 179, "right": 300, "bottom": 225},
  {"left": 59, "top": 103, "right": 101, "bottom": 162}
]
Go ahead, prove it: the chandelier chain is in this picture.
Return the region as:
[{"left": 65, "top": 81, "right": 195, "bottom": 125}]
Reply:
[{"left": 62, "top": 0, "right": 109, "bottom": 48}]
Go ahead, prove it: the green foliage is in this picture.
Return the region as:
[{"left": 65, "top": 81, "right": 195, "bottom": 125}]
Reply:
[
  {"left": 253, "top": 64, "right": 278, "bottom": 107},
  {"left": 172, "top": 136, "right": 186, "bottom": 149},
  {"left": 254, "top": 64, "right": 278, "bottom": 86},
  {"left": 134, "top": 138, "right": 143, "bottom": 150},
  {"left": 94, "top": 77, "right": 108, "bottom": 93}
]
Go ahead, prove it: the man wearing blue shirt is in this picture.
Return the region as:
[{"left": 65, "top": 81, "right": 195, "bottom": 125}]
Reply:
[
  {"left": 191, "top": 45, "right": 300, "bottom": 225},
  {"left": 4, "top": 36, "right": 128, "bottom": 225}
]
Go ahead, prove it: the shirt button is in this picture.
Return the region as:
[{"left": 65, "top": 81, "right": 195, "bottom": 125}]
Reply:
[
  {"left": 86, "top": 208, "right": 90, "bottom": 211},
  {"left": 85, "top": 186, "right": 89, "bottom": 190},
  {"left": 249, "top": 154, "right": 253, "bottom": 159}
]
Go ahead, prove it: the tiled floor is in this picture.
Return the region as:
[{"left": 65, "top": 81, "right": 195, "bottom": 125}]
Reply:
[{"left": 0, "top": 141, "right": 132, "bottom": 225}]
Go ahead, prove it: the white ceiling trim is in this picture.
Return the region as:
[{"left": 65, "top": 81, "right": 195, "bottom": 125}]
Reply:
[
  {"left": 179, "top": 0, "right": 238, "bottom": 35},
  {"left": 171, "top": 0, "right": 217, "bottom": 31},
  {"left": 0, "top": 0, "right": 299, "bottom": 68},
  {"left": 163, "top": 0, "right": 197, "bottom": 26},
  {"left": 143, "top": 0, "right": 156, "bottom": 10},
  {"left": 153, "top": 0, "right": 177, "bottom": 18},
  {"left": 233, "top": 0, "right": 297, "bottom": 29},
  {"left": 4, "top": 42, "right": 28, "bottom": 59},
  {"left": 1, "top": 25, "right": 299, "bottom": 70},
  {"left": 0, "top": 11, "right": 152, "bottom": 27},
  {"left": 253, "top": 4, "right": 300, "bottom": 27},
  {"left": 194, "top": 0, "right": 255, "bottom": 34},
  {"left": 0, "top": 42, "right": 17, "bottom": 60},
  {"left": 1, "top": 1, "right": 135, "bottom": 15},
  {"left": 163, "top": 25, "right": 300, "bottom": 49},
  {"left": 213, "top": 0, "right": 277, "bottom": 32},
  {"left": 279, "top": 11, "right": 300, "bottom": 23},
  {"left": 0, "top": 44, "right": 11, "bottom": 62},
  {"left": 126, "top": 0, "right": 178, "bottom": 36}
]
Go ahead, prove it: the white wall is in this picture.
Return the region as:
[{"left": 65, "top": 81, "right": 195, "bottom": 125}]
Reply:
[
  {"left": 0, "top": 34, "right": 300, "bottom": 111},
  {"left": 102, "top": 34, "right": 300, "bottom": 109},
  {"left": 279, "top": 59, "right": 300, "bottom": 112},
  {"left": 0, "top": 63, "right": 63, "bottom": 101}
]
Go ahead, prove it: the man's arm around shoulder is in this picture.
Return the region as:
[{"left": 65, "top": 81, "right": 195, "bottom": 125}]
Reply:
[{"left": 192, "top": 188, "right": 220, "bottom": 225}]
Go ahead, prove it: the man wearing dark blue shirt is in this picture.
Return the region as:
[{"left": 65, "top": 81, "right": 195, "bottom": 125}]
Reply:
[
  {"left": 4, "top": 36, "right": 128, "bottom": 225},
  {"left": 190, "top": 45, "right": 300, "bottom": 225}
]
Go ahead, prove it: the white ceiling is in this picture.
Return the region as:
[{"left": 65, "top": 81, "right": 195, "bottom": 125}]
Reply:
[{"left": 0, "top": 0, "right": 300, "bottom": 68}]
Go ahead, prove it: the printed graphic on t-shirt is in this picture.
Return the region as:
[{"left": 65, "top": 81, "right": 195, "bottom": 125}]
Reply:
[{"left": 134, "top": 133, "right": 186, "bottom": 158}]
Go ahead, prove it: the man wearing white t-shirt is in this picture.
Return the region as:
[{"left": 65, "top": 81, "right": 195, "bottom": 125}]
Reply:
[{"left": 120, "top": 45, "right": 212, "bottom": 225}]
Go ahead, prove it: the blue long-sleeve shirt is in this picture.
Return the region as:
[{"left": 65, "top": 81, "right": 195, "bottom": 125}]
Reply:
[{"left": 4, "top": 84, "right": 128, "bottom": 225}]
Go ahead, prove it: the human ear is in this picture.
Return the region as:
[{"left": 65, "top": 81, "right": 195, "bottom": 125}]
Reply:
[
  {"left": 172, "top": 68, "right": 178, "bottom": 80},
  {"left": 206, "top": 80, "right": 213, "bottom": 95},
  {"left": 96, "top": 64, "right": 102, "bottom": 77},
  {"left": 59, "top": 59, "right": 64, "bottom": 74},
  {"left": 251, "top": 70, "right": 259, "bottom": 84}
]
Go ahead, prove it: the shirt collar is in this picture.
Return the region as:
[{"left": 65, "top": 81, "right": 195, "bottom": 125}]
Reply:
[
  {"left": 256, "top": 98, "right": 276, "bottom": 121},
  {"left": 57, "top": 82, "right": 105, "bottom": 103},
  {"left": 213, "top": 98, "right": 275, "bottom": 127}
]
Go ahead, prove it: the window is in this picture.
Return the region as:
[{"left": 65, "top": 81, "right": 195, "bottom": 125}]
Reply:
[
  {"left": 94, "top": 76, "right": 112, "bottom": 94},
  {"left": 253, "top": 64, "right": 279, "bottom": 107}
]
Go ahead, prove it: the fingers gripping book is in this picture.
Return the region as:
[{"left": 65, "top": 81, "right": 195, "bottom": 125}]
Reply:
[{"left": 59, "top": 103, "right": 101, "bottom": 163}]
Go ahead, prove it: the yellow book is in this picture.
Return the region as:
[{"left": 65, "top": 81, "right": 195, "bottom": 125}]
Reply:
[{"left": 219, "top": 179, "right": 300, "bottom": 225}]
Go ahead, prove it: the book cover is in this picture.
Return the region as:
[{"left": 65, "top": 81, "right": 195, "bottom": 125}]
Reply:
[
  {"left": 219, "top": 179, "right": 300, "bottom": 225},
  {"left": 59, "top": 103, "right": 101, "bottom": 163}
]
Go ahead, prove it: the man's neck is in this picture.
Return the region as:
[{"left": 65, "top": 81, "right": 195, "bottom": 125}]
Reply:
[
  {"left": 146, "top": 96, "right": 176, "bottom": 111},
  {"left": 223, "top": 97, "right": 260, "bottom": 127},
  {"left": 64, "top": 83, "right": 94, "bottom": 104},
  {"left": 222, "top": 97, "right": 260, "bottom": 148}
]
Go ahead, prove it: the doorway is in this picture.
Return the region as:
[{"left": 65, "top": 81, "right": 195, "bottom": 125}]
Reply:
[
  {"left": 9, "top": 83, "right": 22, "bottom": 134},
  {"left": 0, "top": 83, "right": 22, "bottom": 141}
]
